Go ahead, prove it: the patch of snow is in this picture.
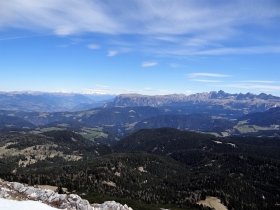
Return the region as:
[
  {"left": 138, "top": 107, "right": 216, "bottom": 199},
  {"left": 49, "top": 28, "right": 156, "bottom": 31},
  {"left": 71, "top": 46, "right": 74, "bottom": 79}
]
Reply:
[
  {"left": 226, "top": 143, "right": 237, "bottom": 148},
  {"left": 0, "top": 179, "right": 133, "bottom": 210},
  {"left": 213, "top": 140, "right": 223, "bottom": 144},
  {"left": 0, "top": 198, "right": 58, "bottom": 210}
]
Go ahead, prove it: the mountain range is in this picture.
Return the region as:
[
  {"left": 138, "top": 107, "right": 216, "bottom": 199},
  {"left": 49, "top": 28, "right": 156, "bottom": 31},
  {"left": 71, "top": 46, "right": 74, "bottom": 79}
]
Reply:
[
  {"left": 0, "top": 92, "right": 114, "bottom": 112},
  {"left": 0, "top": 90, "right": 279, "bottom": 139},
  {"left": 107, "top": 90, "right": 280, "bottom": 116}
]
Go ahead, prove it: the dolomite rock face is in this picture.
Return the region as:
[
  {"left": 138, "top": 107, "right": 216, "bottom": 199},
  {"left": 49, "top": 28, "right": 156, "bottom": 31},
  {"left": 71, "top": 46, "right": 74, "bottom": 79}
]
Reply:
[{"left": 0, "top": 179, "right": 132, "bottom": 210}]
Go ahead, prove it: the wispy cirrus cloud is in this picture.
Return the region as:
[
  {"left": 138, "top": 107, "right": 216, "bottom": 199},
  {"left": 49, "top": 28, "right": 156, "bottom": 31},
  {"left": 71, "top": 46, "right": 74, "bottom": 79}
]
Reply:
[
  {"left": 187, "top": 73, "right": 231, "bottom": 78},
  {"left": 107, "top": 50, "right": 118, "bottom": 57},
  {"left": 142, "top": 61, "right": 157, "bottom": 67},
  {"left": 107, "top": 48, "right": 130, "bottom": 57},
  {"left": 1, "top": 0, "right": 280, "bottom": 56},
  {"left": 191, "top": 46, "right": 280, "bottom": 56},
  {"left": 0, "top": 34, "right": 52, "bottom": 41},
  {"left": 187, "top": 72, "right": 231, "bottom": 83}
]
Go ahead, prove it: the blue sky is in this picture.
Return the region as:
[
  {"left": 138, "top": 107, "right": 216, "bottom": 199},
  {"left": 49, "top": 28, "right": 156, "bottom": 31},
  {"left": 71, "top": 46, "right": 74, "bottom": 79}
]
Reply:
[{"left": 0, "top": 0, "right": 280, "bottom": 96}]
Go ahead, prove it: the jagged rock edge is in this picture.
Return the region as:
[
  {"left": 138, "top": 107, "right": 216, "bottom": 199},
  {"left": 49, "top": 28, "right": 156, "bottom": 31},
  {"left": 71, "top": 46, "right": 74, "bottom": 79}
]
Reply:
[{"left": 0, "top": 179, "right": 132, "bottom": 210}]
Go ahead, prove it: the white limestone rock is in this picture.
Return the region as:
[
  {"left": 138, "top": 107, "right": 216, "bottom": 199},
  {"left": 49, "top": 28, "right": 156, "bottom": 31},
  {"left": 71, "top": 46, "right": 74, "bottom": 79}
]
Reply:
[{"left": 0, "top": 179, "right": 133, "bottom": 210}]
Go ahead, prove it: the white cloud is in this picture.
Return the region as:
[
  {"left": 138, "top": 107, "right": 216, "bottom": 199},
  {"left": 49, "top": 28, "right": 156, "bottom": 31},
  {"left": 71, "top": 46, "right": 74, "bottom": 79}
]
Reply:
[
  {"left": 149, "top": 45, "right": 280, "bottom": 57},
  {"left": 2, "top": 1, "right": 279, "bottom": 36},
  {"left": 191, "top": 79, "right": 221, "bottom": 83},
  {"left": 107, "top": 50, "right": 118, "bottom": 57},
  {"left": 0, "top": 198, "right": 58, "bottom": 210},
  {"left": 142, "top": 61, "right": 157, "bottom": 67},
  {"left": 1, "top": 0, "right": 279, "bottom": 55},
  {"left": 187, "top": 72, "right": 231, "bottom": 83},
  {"left": 87, "top": 44, "right": 100, "bottom": 49},
  {"left": 187, "top": 73, "right": 231, "bottom": 78},
  {"left": 107, "top": 48, "right": 130, "bottom": 57}
]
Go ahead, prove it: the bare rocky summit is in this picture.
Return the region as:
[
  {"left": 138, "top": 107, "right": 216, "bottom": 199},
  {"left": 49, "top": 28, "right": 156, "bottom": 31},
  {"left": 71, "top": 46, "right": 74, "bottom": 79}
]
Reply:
[{"left": 0, "top": 179, "right": 132, "bottom": 210}]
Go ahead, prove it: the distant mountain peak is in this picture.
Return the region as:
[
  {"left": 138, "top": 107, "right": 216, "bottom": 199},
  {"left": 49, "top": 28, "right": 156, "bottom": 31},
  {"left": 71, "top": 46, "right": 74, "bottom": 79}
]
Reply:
[{"left": 105, "top": 90, "right": 280, "bottom": 114}]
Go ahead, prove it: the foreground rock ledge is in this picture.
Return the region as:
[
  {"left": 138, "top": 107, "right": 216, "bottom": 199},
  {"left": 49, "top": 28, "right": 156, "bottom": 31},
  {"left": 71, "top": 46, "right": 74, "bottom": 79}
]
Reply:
[{"left": 0, "top": 179, "right": 132, "bottom": 210}]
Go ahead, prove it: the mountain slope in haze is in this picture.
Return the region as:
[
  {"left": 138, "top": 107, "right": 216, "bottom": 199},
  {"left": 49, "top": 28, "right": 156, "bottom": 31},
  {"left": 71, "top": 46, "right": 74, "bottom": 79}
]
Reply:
[
  {"left": 230, "top": 107, "right": 280, "bottom": 136},
  {"left": 239, "top": 107, "right": 280, "bottom": 126},
  {"left": 71, "top": 99, "right": 114, "bottom": 111},
  {"left": 0, "top": 115, "right": 35, "bottom": 130},
  {"left": 0, "top": 92, "right": 114, "bottom": 112},
  {"left": 0, "top": 106, "right": 164, "bottom": 127},
  {"left": 132, "top": 113, "right": 234, "bottom": 132}
]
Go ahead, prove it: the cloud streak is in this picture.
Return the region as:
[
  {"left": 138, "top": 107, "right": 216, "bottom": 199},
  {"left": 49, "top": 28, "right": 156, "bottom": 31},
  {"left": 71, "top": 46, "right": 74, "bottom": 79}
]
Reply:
[
  {"left": 187, "top": 72, "right": 231, "bottom": 84},
  {"left": 142, "top": 61, "right": 157, "bottom": 67},
  {"left": 187, "top": 73, "right": 231, "bottom": 78}
]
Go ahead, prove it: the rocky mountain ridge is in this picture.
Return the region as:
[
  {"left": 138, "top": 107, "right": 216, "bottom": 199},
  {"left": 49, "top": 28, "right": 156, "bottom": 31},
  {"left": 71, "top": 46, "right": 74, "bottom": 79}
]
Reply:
[
  {"left": 106, "top": 90, "right": 280, "bottom": 114},
  {"left": 0, "top": 179, "right": 132, "bottom": 210}
]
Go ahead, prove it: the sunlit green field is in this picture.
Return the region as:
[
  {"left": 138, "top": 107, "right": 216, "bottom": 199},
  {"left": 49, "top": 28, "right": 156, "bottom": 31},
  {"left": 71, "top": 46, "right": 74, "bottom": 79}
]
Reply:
[
  {"left": 29, "top": 126, "right": 108, "bottom": 141},
  {"left": 78, "top": 127, "right": 108, "bottom": 141}
]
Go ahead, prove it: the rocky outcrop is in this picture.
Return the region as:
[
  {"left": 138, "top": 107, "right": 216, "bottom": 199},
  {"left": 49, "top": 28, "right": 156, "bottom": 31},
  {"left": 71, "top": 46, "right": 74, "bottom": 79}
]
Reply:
[{"left": 0, "top": 179, "right": 132, "bottom": 210}]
